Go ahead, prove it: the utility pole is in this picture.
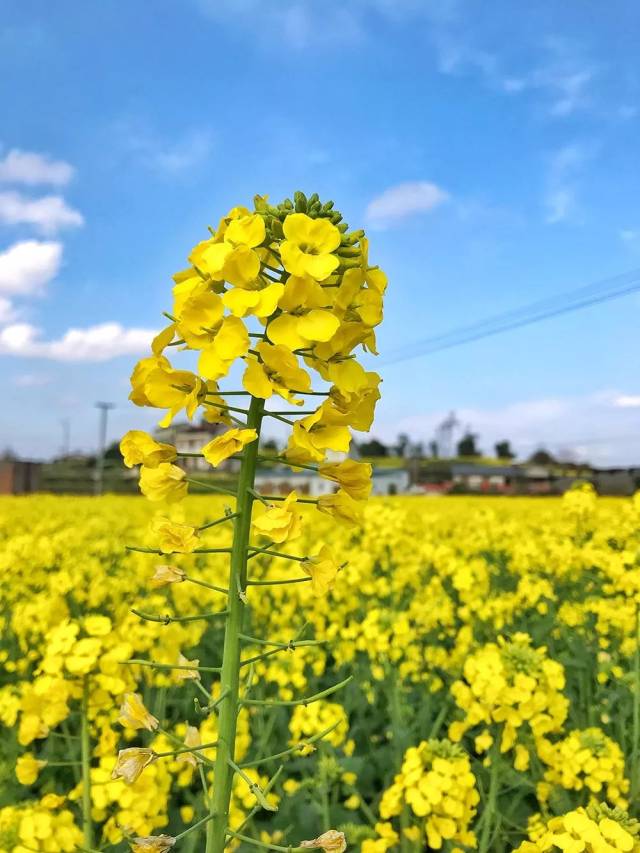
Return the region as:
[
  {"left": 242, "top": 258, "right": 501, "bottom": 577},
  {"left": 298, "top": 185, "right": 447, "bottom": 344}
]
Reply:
[
  {"left": 437, "top": 411, "right": 460, "bottom": 459},
  {"left": 94, "top": 402, "right": 115, "bottom": 496},
  {"left": 60, "top": 418, "right": 70, "bottom": 458}
]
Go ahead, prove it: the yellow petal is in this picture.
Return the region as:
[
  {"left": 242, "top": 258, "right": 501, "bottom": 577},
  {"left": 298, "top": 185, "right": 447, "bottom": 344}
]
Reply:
[
  {"left": 267, "top": 313, "right": 308, "bottom": 350},
  {"left": 222, "top": 288, "right": 261, "bottom": 318},
  {"left": 199, "top": 242, "right": 233, "bottom": 277},
  {"left": 243, "top": 359, "right": 273, "bottom": 398},
  {"left": 214, "top": 316, "right": 250, "bottom": 361},
  {"left": 255, "top": 282, "right": 285, "bottom": 317},
  {"left": 224, "top": 213, "right": 266, "bottom": 248},
  {"left": 224, "top": 245, "right": 260, "bottom": 287},
  {"left": 297, "top": 309, "right": 339, "bottom": 342}
]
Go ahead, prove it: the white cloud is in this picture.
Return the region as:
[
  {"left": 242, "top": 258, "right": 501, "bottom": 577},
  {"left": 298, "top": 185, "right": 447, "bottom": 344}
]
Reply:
[
  {"left": 614, "top": 395, "right": 640, "bottom": 408},
  {"left": 375, "top": 391, "right": 640, "bottom": 466},
  {"left": 366, "top": 181, "right": 449, "bottom": 226},
  {"left": 0, "top": 321, "right": 156, "bottom": 361},
  {"left": 0, "top": 240, "right": 63, "bottom": 296},
  {"left": 0, "top": 191, "right": 84, "bottom": 233},
  {"left": 0, "top": 148, "right": 74, "bottom": 186}
]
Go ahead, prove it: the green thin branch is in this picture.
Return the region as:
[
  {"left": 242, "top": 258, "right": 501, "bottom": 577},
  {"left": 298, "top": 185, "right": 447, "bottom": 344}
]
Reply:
[{"left": 241, "top": 675, "right": 352, "bottom": 707}]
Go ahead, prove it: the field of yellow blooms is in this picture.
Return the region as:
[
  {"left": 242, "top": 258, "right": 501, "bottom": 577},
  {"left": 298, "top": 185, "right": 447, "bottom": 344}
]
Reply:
[{"left": 2, "top": 488, "right": 640, "bottom": 852}]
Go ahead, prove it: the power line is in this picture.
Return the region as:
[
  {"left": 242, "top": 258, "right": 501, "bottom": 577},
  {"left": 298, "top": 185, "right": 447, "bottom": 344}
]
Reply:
[{"left": 383, "top": 267, "right": 640, "bottom": 365}]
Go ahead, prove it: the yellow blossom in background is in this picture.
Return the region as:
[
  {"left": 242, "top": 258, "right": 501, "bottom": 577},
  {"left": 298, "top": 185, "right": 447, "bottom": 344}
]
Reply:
[{"left": 15, "top": 754, "right": 47, "bottom": 785}]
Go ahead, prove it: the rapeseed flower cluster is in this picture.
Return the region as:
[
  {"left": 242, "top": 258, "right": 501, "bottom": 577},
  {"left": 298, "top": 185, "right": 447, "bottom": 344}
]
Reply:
[{"left": 374, "top": 739, "right": 479, "bottom": 850}]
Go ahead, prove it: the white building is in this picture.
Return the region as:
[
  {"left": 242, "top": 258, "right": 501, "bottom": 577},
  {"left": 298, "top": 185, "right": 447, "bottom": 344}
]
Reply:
[{"left": 253, "top": 465, "right": 410, "bottom": 497}]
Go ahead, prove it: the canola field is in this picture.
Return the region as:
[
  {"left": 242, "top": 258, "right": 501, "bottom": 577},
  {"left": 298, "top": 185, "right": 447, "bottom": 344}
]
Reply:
[{"left": 1, "top": 489, "right": 640, "bottom": 852}]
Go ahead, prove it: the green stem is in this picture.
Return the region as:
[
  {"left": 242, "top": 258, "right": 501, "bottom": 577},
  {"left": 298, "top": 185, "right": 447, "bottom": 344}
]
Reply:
[
  {"left": 131, "top": 607, "right": 228, "bottom": 624},
  {"left": 80, "top": 675, "right": 94, "bottom": 850},
  {"left": 185, "top": 575, "right": 229, "bottom": 594},
  {"left": 186, "top": 478, "right": 238, "bottom": 497},
  {"left": 247, "top": 546, "right": 306, "bottom": 561},
  {"left": 241, "top": 675, "right": 352, "bottom": 707},
  {"left": 239, "top": 641, "right": 321, "bottom": 668},
  {"left": 246, "top": 576, "right": 311, "bottom": 586},
  {"left": 224, "top": 830, "right": 308, "bottom": 852},
  {"left": 198, "top": 512, "right": 240, "bottom": 531},
  {"left": 240, "top": 721, "right": 340, "bottom": 768},
  {"left": 124, "top": 658, "right": 221, "bottom": 673},
  {"left": 207, "top": 396, "right": 264, "bottom": 853},
  {"left": 632, "top": 601, "right": 640, "bottom": 800},
  {"left": 479, "top": 738, "right": 500, "bottom": 853}
]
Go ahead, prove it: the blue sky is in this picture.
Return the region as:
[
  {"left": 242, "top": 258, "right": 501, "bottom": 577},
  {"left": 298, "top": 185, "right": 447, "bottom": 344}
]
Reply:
[{"left": 1, "top": 0, "right": 639, "bottom": 463}]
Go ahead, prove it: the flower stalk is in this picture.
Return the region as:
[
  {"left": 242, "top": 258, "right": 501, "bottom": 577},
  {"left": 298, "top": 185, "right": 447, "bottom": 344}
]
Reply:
[
  {"left": 80, "top": 675, "right": 94, "bottom": 851},
  {"left": 206, "top": 395, "right": 264, "bottom": 853}
]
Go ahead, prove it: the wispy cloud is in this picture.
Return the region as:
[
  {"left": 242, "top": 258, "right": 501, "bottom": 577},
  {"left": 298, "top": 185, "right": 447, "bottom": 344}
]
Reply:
[
  {"left": 195, "top": 0, "right": 365, "bottom": 48},
  {"left": 366, "top": 181, "right": 449, "bottom": 228},
  {"left": 503, "top": 38, "right": 597, "bottom": 117},
  {"left": 544, "top": 142, "right": 594, "bottom": 224},
  {"left": 0, "top": 321, "right": 156, "bottom": 361},
  {"left": 0, "top": 191, "right": 83, "bottom": 233},
  {"left": 0, "top": 240, "right": 63, "bottom": 296},
  {"left": 12, "top": 372, "right": 51, "bottom": 388},
  {"left": 116, "top": 120, "right": 215, "bottom": 175},
  {"left": 0, "top": 148, "right": 74, "bottom": 186}
]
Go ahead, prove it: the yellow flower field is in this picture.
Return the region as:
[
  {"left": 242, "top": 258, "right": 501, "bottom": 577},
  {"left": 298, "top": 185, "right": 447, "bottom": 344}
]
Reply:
[{"left": 2, "top": 490, "right": 640, "bottom": 852}]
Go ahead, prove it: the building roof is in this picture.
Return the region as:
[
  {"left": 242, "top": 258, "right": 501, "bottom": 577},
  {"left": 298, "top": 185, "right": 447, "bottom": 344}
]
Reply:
[
  {"left": 452, "top": 463, "right": 522, "bottom": 477},
  {"left": 255, "top": 466, "right": 407, "bottom": 478}
]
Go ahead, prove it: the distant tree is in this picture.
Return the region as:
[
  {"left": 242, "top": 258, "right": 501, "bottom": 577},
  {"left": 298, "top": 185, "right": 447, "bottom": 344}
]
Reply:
[
  {"left": 457, "top": 432, "right": 481, "bottom": 458},
  {"left": 529, "top": 448, "right": 556, "bottom": 465},
  {"left": 358, "top": 438, "right": 388, "bottom": 457},
  {"left": 396, "top": 433, "right": 410, "bottom": 457},
  {"left": 495, "top": 440, "right": 515, "bottom": 460},
  {"left": 429, "top": 440, "right": 439, "bottom": 459},
  {"left": 260, "top": 437, "right": 280, "bottom": 454},
  {"left": 0, "top": 447, "right": 17, "bottom": 461},
  {"left": 411, "top": 441, "right": 425, "bottom": 459},
  {"left": 104, "top": 441, "right": 123, "bottom": 462}
]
